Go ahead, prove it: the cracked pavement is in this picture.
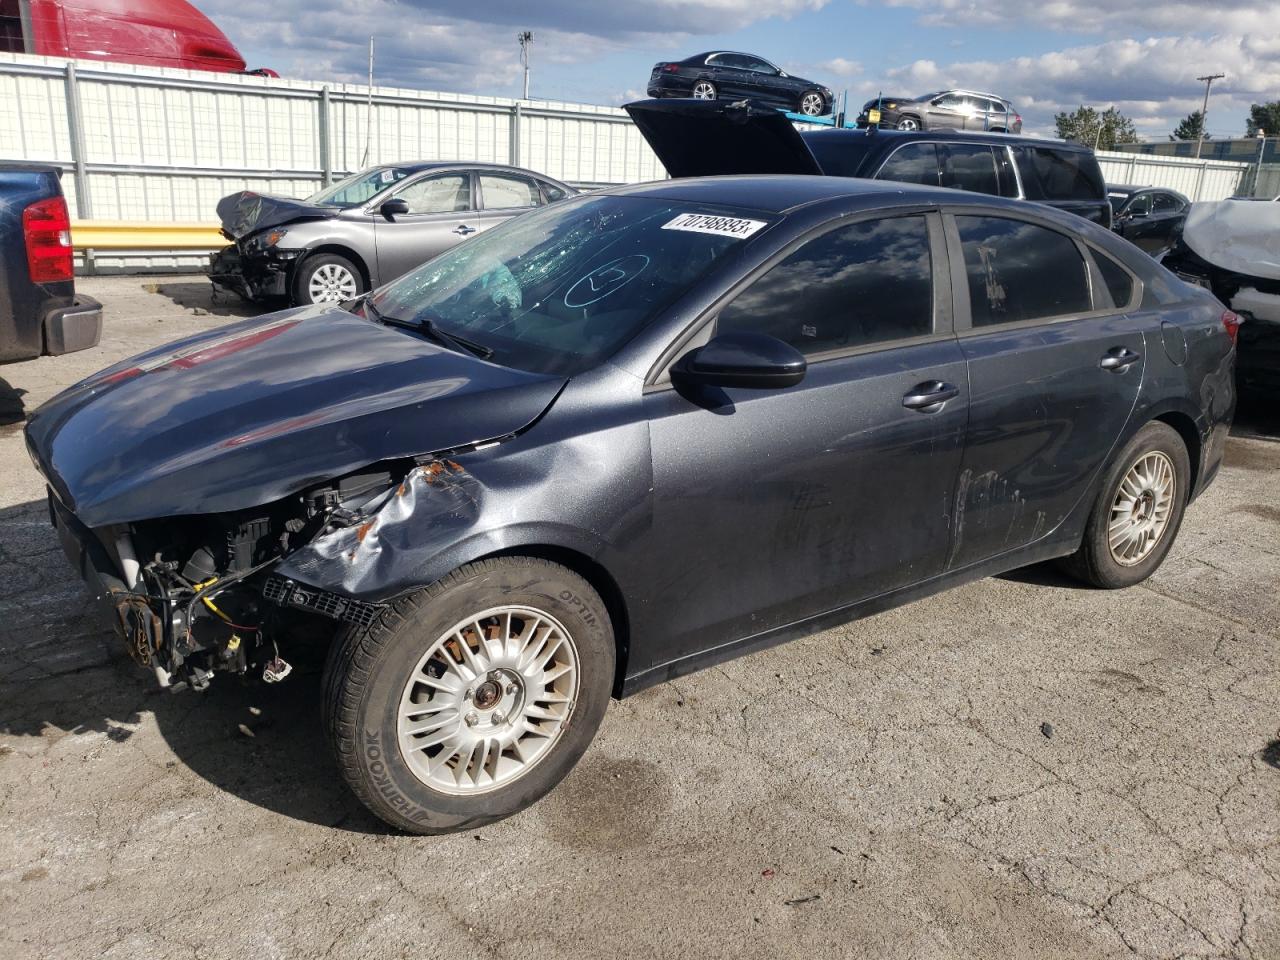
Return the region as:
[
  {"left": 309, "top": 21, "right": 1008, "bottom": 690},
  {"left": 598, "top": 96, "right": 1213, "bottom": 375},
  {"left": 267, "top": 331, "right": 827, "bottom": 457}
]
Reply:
[{"left": 1, "top": 276, "right": 1277, "bottom": 959}]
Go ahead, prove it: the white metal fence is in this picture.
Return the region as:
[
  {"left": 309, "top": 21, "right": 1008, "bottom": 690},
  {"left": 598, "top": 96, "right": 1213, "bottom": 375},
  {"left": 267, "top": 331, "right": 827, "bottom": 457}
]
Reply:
[
  {"left": 1095, "top": 150, "right": 1250, "bottom": 202},
  {"left": 0, "top": 52, "right": 664, "bottom": 271}
]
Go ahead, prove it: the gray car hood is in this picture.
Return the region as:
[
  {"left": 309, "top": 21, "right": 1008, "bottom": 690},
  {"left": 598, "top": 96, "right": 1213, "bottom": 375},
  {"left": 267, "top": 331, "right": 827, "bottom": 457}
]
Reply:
[{"left": 216, "top": 191, "right": 340, "bottom": 240}]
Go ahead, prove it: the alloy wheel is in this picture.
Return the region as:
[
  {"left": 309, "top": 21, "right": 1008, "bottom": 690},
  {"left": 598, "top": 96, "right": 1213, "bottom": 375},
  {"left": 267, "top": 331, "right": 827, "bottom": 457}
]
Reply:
[
  {"left": 397, "top": 605, "right": 580, "bottom": 795},
  {"left": 896, "top": 117, "right": 920, "bottom": 131},
  {"left": 800, "top": 93, "right": 824, "bottom": 116},
  {"left": 1108, "top": 451, "right": 1176, "bottom": 566},
  {"left": 307, "top": 263, "right": 358, "bottom": 302},
  {"left": 692, "top": 81, "right": 716, "bottom": 100}
]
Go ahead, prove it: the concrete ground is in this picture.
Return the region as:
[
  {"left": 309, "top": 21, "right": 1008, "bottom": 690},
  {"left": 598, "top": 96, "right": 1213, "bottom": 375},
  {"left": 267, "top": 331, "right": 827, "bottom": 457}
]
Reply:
[{"left": 1, "top": 276, "right": 1277, "bottom": 960}]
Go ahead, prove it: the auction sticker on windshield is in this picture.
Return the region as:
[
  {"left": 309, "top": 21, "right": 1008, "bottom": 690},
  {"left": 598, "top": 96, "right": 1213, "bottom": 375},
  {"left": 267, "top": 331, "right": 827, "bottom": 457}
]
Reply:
[{"left": 662, "top": 213, "right": 767, "bottom": 239}]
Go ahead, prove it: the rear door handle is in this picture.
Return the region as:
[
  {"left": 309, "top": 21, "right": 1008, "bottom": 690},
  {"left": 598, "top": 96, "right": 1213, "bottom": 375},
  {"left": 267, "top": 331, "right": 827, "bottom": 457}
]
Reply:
[
  {"left": 1099, "top": 347, "right": 1141, "bottom": 371},
  {"left": 902, "top": 380, "right": 959, "bottom": 411},
  {"left": 453, "top": 224, "right": 477, "bottom": 236}
]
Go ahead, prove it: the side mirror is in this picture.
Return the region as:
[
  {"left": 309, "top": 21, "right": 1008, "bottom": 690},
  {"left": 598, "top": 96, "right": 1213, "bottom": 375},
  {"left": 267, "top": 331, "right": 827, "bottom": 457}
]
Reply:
[
  {"left": 673, "top": 331, "right": 807, "bottom": 390},
  {"left": 380, "top": 198, "right": 410, "bottom": 221}
]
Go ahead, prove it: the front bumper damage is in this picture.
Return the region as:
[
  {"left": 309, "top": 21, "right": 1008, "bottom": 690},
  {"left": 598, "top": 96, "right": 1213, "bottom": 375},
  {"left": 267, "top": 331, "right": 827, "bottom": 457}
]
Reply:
[
  {"left": 209, "top": 241, "right": 300, "bottom": 301},
  {"left": 44, "top": 464, "right": 422, "bottom": 691},
  {"left": 43, "top": 454, "right": 499, "bottom": 692}
]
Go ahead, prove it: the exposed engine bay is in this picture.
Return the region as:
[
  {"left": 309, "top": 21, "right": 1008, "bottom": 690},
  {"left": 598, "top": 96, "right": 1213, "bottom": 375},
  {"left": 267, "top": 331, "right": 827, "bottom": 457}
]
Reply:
[{"left": 86, "top": 465, "right": 408, "bottom": 692}]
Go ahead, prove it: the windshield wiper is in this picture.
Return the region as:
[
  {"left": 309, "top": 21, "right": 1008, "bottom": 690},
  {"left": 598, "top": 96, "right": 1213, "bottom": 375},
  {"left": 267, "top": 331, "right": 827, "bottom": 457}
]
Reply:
[{"left": 365, "top": 299, "right": 494, "bottom": 360}]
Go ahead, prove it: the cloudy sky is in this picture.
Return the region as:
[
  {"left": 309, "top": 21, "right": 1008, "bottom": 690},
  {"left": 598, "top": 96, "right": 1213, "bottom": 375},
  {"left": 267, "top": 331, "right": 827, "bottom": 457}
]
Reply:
[{"left": 200, "top": 0, "right": 1277, "bottom": 139}]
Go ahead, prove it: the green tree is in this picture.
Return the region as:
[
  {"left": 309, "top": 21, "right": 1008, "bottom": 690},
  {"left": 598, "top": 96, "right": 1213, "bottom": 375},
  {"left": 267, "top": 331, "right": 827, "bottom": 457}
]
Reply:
[
  {"left": 1171, "top": 111, "right": 1209, "bottom": 141},
  {"left": 1246, "top": 101, "right": 1280, "bottom": 137},
  {"left": 1054, "top": 105, "right": 1141, "bottom": 150}
]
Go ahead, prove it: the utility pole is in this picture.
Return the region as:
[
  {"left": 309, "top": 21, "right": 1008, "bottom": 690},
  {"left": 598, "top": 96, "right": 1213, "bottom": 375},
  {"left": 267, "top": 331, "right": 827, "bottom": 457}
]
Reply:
[
  {"left": 1194, "top": 73, "right": 1224, "bottom": 159},
  {"left": 518, "top": 31, "right": 534, "bottom": 100},
  {"left": 362, "top": 36, "right": 374, "bottom": 167}
]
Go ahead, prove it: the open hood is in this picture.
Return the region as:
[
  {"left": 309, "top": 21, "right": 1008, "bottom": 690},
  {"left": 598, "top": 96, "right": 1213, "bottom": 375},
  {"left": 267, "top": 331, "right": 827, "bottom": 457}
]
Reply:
[
  {"left": 24, "top": 306, "right": 566, "bottom": 526},
  {"left": 216, "top": 191, "right": 339, "bottom": 240},
  {"left": 1182, "top": 200, "right": 1280, "bottom": 282},
  {"left": 624, "top": 98, "right": 824, "bottom": 179}
]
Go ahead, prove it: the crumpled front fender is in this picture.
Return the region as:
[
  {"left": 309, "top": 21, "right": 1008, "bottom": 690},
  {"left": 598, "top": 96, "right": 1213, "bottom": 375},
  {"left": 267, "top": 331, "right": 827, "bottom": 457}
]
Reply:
[{"left": 274, "top": 457, "right": 615, "bottom": 603}]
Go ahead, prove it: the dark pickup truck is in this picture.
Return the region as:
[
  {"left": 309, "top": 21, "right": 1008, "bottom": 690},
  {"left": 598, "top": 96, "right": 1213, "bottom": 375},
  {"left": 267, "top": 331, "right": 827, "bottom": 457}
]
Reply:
[{"left": 1, "top": 162, "right": 102, "bottom": 362}]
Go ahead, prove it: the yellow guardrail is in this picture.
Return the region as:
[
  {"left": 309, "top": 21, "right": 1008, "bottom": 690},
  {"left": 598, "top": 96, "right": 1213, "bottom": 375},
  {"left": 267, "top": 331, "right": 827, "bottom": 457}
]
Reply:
[{"left": 70, "top": 221, "right": 227, "bottom": 250}]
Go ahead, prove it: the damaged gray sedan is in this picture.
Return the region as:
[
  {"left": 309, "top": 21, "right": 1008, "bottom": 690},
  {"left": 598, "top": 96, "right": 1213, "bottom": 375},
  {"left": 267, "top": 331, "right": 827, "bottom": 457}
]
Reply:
[
  {"left": 210, "top": 162, "right": 574, "bottom": 306},
  {"left": 27, "top": 176, "right": 1235, "bottom": 832}
]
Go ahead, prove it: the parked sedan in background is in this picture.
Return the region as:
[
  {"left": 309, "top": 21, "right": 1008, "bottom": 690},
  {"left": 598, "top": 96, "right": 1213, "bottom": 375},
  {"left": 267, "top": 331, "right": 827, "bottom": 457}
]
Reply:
[
  {"left": 1109, "top": 185, "right": 1189, "bottom": 255},
  {"left": 858, "top": 90, "right": 1023, "bottom": 133},
  {"left": 29, "top": 174, "right": 1234, "bottom": 833},
  {"left": 210, "top": 162, "right": 575, "bottom": 305},
  {"left": 647, "top": 51, "right": 832, "bottom": 116}
]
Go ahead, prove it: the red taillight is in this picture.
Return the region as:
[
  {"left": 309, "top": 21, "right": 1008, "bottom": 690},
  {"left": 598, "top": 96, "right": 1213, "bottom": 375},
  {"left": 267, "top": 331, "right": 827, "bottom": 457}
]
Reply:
[
  {"left": 23, "top": 196, "right": 74, "bottom": 283},
  {"left": 662, "top": 63, "right": 679, "bottom": 73},
  {"left": 1221, "top": 310, "right": 1243, "bottom": 344}
]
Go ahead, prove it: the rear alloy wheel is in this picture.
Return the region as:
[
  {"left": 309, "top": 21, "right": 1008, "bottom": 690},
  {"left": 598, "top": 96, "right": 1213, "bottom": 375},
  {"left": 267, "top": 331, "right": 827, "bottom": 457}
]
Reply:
[
  {"left": 691, "top": 80, "right": 717, "bottom": 100},
  {"left": 1059, "top": 421, "right": 1190, "bottom": 589},
  {"left": 295, "top": 252, "right": 363, "bottom": 305},
  {"left": 799, "top": 92, "right": 826, "bottom": 116},
  {"left": 896, "top": 115, "right": 921, "bottom": 131},
  {"left": 323, "top": 557, "right": 615, "bottom": 833}
]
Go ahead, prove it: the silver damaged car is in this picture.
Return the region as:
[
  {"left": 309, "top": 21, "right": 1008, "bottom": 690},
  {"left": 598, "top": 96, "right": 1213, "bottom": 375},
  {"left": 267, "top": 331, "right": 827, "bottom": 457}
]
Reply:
[{"left": 210, "top": 162, "right": 576, "bottom": 305}]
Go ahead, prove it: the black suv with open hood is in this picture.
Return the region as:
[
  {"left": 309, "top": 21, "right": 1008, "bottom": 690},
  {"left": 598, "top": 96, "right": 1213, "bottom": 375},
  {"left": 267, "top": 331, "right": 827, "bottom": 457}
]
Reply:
[{"left": 624, "top": 98, "right": 1110, "bottom": 227}]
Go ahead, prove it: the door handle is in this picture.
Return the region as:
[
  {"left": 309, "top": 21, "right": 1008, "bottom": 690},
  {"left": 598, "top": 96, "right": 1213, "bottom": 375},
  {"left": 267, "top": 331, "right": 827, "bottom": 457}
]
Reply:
[
  {"left": 1099, "top": 347, "right": 1141, "bottom": 371},
  {"left": 902, "top": 380, "right": 959, "bottom": 411},
  {"left": 453, "top": 224, "right": 477, "bottom": 236}
]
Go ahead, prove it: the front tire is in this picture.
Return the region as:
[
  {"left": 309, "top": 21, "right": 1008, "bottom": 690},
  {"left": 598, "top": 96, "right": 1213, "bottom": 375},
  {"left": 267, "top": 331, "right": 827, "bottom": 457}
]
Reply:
[
  {"left": 293, "top": 252, "right": 364, "bottom": 305},
  {"left": 691, "top": 80, "right": 717, "bottom": 100},
  {"left": 896, "top": 115, "right": 922, "bottom": 131},
  {"left": 1059, "top": 421, "right": 1190, "bottom": 589},
  {"left": 799, "top": 91, "right": 826, "bottom": 116},
  {"left": 323, "top": 557, "right": 615, "bottom": 834}
]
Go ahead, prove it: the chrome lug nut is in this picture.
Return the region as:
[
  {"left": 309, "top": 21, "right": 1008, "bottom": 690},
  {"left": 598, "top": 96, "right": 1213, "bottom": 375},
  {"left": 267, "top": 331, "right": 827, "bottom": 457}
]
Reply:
[
  {"left": 492, "top": 711, "right": 506, "bottom": 725},
  {"left": 505, "top": 683, "right": 517, "bottom": 696},
  {"left": 465, "top": 712, "right": 480, "bottom": 728}
]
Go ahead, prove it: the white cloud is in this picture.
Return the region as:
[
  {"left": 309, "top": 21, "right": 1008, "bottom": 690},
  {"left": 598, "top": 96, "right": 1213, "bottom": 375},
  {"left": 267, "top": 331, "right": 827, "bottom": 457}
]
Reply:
[
  {"left": 882, "top": 34, "right": 1280, "bottom": 137},
  {"left": 884, "top": 0, "right": 1278, "bottom": 35}
]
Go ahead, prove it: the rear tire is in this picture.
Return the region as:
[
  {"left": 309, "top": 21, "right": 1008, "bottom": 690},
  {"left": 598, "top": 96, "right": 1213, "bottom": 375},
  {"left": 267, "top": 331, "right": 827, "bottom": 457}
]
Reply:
[
  {"left": 691, "top": 80, "right": 717, "bottom": 100},
  {"left": 293, "top": 252, "right": 364, "bottom": 306},
  {"left": 1058, "top": 422, "right": 1190, "bottom": 589},
  {"left": 322, "top": 557, "right": 615, "bottom": 834}
]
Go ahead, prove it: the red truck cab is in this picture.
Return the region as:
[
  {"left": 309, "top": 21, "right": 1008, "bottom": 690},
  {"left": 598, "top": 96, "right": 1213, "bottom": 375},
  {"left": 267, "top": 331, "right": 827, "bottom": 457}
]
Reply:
[{"left": 1, "top": 0, "right": 247, "bottom": 72}]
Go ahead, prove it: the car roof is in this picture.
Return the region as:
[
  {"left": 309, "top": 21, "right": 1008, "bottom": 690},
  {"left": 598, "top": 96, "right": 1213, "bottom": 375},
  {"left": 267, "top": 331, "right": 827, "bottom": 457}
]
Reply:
[
  {"left": 683, "top": 50, "right": 765, "bottom": 62},
  {"left": 599, "top": 173, "right": 1030, "bottom": 215},
  {"left": 0, "top": 161, "right": 64, "bottom": 175},
  {"left": 382, "top": 161, "right": 562, "bottom": 179},
  {"left": 1109, "top": 184, "right": 1186, "bottom": 196},
  {"left": 800, "top": 128, "right": 1086, "bottom": 152}
]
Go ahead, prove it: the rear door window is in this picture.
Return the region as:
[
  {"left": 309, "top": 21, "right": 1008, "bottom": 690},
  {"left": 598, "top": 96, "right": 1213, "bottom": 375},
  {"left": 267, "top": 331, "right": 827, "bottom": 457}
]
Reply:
[
  {"left": 875, "top": 143, "right": 941, "bottom": 186},
  {"left": 479, "top": 174, "right": 543, "bottom": 210},
  {"left": 1022, "top": 147, "right": 1105, "bottom": 201},
  {"left": 1152, "top": 193, "right": 1180, "bottom": 213},
  {"left": 1093, "top": 250, "right": 1135, "bottom": 309},
  {"left": 940, "top": 144, "right": 1000, "bottom": 195},
  {"left": 955, "top": 215, "right": 1092, "bottom": 326},
  {"left": 716, "top": 215, "right": 934, "bottom": 356}
]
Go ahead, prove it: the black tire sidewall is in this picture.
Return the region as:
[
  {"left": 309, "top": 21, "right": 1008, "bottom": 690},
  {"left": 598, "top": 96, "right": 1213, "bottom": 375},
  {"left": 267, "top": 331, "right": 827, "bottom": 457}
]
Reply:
[
  {"left": 293, "top": 253, "right": 364, "bottom": 306},
  {"left": 1082, "top": 422, "right": 1191, "bottom": 588},
  {"left": 328, "top": 559, "right": 614, "bottom": 833}
]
